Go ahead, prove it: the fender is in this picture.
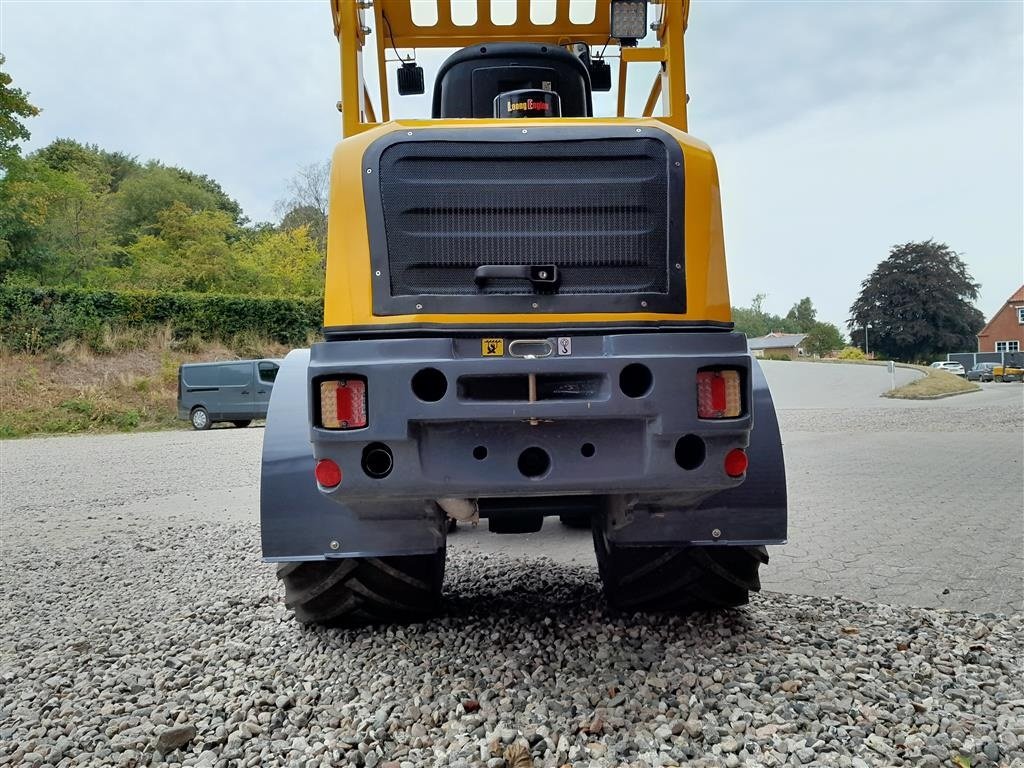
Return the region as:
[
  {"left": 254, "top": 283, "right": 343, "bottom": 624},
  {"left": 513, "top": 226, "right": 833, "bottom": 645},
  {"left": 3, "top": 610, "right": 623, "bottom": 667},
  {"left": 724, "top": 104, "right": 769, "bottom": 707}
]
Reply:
[
  {"left": 259, "top": 349, "right": 445, "bottom": 561},
  {"left": 602, "top": 358, "right": 789, "bottom": 546}
]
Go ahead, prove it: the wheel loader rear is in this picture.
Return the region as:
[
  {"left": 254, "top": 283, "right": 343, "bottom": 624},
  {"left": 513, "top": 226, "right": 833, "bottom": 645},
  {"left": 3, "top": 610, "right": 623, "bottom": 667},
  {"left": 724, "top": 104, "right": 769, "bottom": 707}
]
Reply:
[{"left": 261, "top": 0, "right": 788, "bottom": 625}]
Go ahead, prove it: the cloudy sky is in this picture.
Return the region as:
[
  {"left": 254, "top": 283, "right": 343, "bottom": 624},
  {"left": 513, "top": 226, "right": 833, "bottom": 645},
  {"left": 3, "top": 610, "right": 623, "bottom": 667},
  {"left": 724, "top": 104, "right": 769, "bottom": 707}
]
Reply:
[{"left": 2, "top": 0, "right": 1021, "bottom": 330}]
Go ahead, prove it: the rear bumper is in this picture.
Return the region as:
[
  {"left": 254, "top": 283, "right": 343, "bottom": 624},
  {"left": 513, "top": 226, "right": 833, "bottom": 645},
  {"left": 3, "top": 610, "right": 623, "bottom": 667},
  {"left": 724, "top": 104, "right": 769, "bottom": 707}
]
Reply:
[{"left": 307, "top": 331, "right": 753, "bottom": 504}]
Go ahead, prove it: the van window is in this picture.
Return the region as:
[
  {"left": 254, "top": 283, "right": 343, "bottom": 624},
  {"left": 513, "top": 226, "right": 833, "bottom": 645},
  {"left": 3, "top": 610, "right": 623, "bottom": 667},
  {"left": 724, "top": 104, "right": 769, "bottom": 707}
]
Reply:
[
  {"left": 182, "top": 366, "right": 219, "bottom": 387},
  {"left": 258, "top": 362, "right": 280, "bottom": 384},
  {"left": 220, "top": 363, "right": 253, "bottom": 386}
]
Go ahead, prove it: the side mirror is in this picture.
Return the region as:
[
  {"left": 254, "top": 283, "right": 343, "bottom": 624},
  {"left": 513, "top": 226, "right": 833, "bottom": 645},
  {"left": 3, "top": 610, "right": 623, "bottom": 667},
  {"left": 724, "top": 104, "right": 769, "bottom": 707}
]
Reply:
[{"left": 397, "top": 62, "right": 425, "bottom": 95}]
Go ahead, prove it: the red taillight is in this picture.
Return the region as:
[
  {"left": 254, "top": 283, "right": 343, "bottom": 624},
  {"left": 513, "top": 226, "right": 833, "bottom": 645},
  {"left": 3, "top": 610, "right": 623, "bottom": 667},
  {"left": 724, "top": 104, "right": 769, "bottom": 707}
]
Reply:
[
  {"left": 320, "top": 378, "right": 367, "bottom": 429},
  {"left": 697, "top": 369, "right": 742, "bottom": 419},
  {"left": 315, "top": 459, "right": 343, "bottom": 488},
  {"left": 724, "top": 448, "right": 748, "bottom": 478}
]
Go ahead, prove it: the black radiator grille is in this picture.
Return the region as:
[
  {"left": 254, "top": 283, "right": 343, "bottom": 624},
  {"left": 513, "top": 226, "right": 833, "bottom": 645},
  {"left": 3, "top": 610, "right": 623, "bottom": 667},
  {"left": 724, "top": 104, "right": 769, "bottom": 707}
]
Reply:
[{"left": 376, "top": 139, "right": 672, "bottom": 298}]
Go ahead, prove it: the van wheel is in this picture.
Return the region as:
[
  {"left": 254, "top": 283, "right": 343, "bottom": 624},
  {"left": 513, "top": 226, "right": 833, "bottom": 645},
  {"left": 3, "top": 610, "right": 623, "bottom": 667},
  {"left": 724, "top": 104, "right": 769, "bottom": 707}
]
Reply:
[
  {"left": 190, "top": 407, "right": 211, "bottom": 430},
  {"left": 232, "top": 420, "right": 252, "bottom": 428},
  {"left": 277, "top": 550, "right": 446, "bottom": 626},
  {"left": 593, "top": 524, "right": 767, "bottom": 613}
]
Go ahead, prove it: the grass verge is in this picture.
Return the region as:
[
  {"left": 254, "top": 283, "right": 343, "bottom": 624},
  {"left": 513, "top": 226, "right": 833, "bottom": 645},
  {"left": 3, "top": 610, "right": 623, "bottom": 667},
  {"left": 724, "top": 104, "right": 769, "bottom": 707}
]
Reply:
[
  {"left": 0, "top": 326, "right": 289, "bottom": 438},
  {"left": 883, "top": 366, "right": 980, "bottom": 399}
]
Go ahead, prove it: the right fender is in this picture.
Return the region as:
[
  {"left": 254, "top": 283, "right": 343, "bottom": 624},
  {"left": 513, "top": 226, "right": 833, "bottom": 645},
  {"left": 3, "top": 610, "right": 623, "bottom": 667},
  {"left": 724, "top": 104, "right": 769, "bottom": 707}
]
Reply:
[
  {"left": 688, "top": 356, "right": 789, "bottom": 543},
  {"left": 604, "top": 356, "right": 788, "bottom": 546}
]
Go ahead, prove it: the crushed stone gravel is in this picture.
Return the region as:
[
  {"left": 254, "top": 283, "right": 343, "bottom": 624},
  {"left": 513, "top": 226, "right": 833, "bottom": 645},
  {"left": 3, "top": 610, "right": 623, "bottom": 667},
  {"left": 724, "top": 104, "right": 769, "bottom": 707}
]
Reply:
[{"left": 1, "top": 522, "right": 1022, "bottom": 768}]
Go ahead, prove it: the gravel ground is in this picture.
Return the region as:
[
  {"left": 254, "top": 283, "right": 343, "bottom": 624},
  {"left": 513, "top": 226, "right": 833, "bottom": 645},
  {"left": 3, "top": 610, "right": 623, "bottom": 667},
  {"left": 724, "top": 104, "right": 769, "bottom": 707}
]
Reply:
[
  {"left": 2, "top": 365, "right": 1022, "bottom": 767},
  {"left": 2, "top": 521, "right": 1023, "bottom": 768}
]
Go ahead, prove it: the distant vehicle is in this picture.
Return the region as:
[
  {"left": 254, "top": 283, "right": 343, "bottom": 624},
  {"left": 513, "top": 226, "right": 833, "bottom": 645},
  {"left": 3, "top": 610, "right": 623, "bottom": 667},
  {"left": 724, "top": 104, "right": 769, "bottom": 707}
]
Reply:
[
  {"left": 178, "top": 359, "right": 282, "bottom": 430},
  {"left": 993, "top": 362, "right": 1023, "bottom": 382},
  {"left": 966, "top": 363, "right": 996, "bottom": 382},
  {"left": 930, "top": 361, "right": 965, "bottom": 377}
]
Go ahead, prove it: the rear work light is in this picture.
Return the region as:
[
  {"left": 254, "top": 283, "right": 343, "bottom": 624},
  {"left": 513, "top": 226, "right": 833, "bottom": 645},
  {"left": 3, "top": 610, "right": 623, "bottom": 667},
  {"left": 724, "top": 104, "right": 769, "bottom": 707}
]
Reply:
[
  {"left": 319, "top": 378, "right": 367, "bottom": 429},
  {"left": 696, "top": 369, "right": 742, "bottom": 419}
]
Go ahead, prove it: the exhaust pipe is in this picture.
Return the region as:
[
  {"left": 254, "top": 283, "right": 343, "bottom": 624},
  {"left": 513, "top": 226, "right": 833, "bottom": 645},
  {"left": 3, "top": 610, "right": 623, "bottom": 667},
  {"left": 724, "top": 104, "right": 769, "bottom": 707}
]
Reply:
[{"left": 361, "top": 443, "right": 394, "bottom": 479}]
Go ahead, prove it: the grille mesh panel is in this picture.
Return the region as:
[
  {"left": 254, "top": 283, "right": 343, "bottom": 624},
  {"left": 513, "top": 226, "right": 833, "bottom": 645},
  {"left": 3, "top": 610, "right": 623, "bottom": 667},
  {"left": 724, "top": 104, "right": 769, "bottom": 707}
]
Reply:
[{"left": 377, "top": 139, "right": 670, "bottom": 296}]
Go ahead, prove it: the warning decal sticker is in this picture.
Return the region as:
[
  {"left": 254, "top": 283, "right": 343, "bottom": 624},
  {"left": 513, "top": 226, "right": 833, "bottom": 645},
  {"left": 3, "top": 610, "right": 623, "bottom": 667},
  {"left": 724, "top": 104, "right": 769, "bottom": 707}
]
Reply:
[{"left": 481, "top": 338, "right": 504, "bottom": 357}]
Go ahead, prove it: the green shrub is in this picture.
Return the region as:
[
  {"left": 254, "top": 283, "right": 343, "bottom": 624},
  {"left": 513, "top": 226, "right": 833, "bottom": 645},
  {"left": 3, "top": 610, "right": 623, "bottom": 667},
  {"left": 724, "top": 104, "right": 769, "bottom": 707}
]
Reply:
[
  {"left": 0, "top": 284, "right": 321, "bottom": 352},
  {"left": 762, "top": 352, "right": 792, "bottom": 361},
  {"left": 837, "top": 346, "right": 867, "bottom": 360}
]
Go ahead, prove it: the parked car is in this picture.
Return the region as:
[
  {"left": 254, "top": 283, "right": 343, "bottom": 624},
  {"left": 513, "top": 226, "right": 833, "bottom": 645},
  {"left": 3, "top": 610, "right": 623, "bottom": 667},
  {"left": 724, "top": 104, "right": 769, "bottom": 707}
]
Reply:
[
  {"left": 178, "top": 359, "right": 282, "bottom": 430},
  {"left": 930, "top": 361, "right": 965, "bottom": 377},
  {"left": 993, "top": 362, "right": 1024, "bottom": 382},
  {"left": 966, "top": 362, "right": 997, "bottom": 382}
]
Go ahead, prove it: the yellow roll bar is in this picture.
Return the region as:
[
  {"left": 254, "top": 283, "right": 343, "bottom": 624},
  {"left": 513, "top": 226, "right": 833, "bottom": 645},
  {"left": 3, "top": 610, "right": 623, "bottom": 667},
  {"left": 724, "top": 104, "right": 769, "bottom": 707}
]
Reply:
[{"left": 329, "top": 0, "right": 691, "bottom": 136}]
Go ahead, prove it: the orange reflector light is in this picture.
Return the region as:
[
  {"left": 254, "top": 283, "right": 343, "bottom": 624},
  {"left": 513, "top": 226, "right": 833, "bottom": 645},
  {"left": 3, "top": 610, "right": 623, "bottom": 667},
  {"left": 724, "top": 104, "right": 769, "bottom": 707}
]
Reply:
[
  {"left": 724, "top": 448, "right": 748, "bottom": 478},
  {"left": 315, "top": 459, "right": 342, "bottom": 488},
  {"left": 320, "top": 378, "right": 367, "bottom": 429},
  {"left": 696, "top": 369, "right": 742, "bottom": 418}
]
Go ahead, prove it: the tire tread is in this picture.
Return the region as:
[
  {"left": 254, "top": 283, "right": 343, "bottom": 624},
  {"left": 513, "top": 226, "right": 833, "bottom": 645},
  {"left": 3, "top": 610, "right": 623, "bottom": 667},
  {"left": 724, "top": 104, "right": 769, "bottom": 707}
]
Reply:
[
  {"left": 278, "top": 552, "right": 445, "bottom": 627},
  {"left": 593, "top": 524, "right": 767, "bottom": 613}
]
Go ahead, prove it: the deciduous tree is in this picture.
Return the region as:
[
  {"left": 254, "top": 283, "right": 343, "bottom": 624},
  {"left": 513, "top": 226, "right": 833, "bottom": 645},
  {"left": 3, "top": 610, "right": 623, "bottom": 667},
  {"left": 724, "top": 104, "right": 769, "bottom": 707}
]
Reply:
[
  {"left": 803, "top": 321, "right": 845, "bottom": 357},
  {"left": 0, "top": 55, "right": 40, "bottom": 170},
  {"left": 848, "top": 240, "right": 985, "bottom": 361},
  {"left": 785, "top": 297, "right": 818, "bottom": 332}
]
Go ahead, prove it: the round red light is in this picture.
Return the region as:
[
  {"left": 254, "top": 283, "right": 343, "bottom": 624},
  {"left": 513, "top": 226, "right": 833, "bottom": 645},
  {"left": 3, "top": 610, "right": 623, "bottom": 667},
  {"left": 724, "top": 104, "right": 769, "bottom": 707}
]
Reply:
[
  {"left": 724, "top": 448, "right": 748, "bottom": 478},
  {"left": 315, "top": 459, "right": 343, "bottom": 488}
]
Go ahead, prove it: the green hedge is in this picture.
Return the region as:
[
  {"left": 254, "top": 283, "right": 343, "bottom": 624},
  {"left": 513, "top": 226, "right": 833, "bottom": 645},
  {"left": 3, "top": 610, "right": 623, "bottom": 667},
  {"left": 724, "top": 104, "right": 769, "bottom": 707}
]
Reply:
[{"left": 0, "top": 284, "right": 322, "bottom": 352}]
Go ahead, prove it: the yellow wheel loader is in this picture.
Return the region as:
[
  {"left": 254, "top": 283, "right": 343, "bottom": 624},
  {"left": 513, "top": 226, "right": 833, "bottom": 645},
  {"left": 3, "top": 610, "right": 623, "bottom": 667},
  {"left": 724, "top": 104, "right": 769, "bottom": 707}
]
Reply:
[{"left": 261, "top": 0, "right": 787, "bottom": 626}]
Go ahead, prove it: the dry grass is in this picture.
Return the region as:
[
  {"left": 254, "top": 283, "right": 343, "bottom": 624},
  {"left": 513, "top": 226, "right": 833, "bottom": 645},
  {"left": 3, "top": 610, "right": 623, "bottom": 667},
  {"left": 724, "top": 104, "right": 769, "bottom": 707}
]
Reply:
[
  {"left": 0, "top": 327, "right": 289, "bottom": 438},
  {"left": 883, "top": 366, "right": 980, "bottom": 399}
]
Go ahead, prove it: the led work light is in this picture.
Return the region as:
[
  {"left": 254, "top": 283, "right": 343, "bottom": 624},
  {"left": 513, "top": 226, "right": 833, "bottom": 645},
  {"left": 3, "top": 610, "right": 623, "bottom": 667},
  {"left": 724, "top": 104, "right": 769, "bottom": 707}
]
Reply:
[{"left": 610, "top": 0, "right": 649, "bottom": 46}]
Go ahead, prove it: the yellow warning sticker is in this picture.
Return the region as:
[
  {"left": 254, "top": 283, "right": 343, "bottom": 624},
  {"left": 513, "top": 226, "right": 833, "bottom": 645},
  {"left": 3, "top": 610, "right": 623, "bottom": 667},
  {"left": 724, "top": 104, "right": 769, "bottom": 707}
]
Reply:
[{"left": 481, "top": 338, "right": 504, "bottom": 357}]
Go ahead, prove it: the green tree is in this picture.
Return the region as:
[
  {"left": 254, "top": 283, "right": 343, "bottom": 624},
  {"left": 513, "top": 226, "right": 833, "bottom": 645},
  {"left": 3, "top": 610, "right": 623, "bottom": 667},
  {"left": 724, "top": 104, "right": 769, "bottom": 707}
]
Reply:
[
  {"left": 803, "top": 321, "right": 845, "bottom": 357},
  {"left": 112, "top": 164, "right": 239, "bottom": 243},
  {"left": 0, "top": 156, "right": 114, "bottom": 282},
  {"left": 732, "top": 293, "right": 800, "bottom": 338},
  {"left": 234, "top": 226, "right": 323, "bottom": 296},
  {"left": 114, "top": 202, "right": 238, "bottom": 292},
  {"left": 32, "top": 138, "right": 139, "bottom": 193},
  {"left": 848, "top": 240, "right": 985, "bottom": 361},
  {"left": 785, "top": 297, "right": 818, "bottom": 332},
  {"left": 0, "top": 54, "right": 40, "bottom": 170}
]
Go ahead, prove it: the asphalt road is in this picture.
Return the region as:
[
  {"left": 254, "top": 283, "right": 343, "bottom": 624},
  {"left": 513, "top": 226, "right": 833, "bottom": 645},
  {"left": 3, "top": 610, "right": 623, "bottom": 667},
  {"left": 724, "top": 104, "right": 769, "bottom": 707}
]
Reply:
[{"left": 1, "top": 362, "right": 1021, "bottom": 614}]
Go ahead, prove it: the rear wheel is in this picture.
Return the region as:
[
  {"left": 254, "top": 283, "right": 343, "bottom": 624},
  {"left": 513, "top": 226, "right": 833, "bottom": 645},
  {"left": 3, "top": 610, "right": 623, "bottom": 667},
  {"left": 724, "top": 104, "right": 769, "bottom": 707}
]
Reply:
[
  {"left": 232, "top": 420, "right": 252, "bottom": 428},
  {"left": 593, "top": 524, "right": 767, "bottom": 613},
  {"left": 190, "top": 407, "right": 211, "bottom": 431},
  {"left": 277, "top": 550, "right": 446, "bottom": 626}
]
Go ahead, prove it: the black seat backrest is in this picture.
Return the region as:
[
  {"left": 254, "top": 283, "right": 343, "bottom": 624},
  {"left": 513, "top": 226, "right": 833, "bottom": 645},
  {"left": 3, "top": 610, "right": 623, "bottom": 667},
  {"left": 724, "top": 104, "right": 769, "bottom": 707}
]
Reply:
[{"left": 432, "top": 42, "right": 593, "bottom": 119}]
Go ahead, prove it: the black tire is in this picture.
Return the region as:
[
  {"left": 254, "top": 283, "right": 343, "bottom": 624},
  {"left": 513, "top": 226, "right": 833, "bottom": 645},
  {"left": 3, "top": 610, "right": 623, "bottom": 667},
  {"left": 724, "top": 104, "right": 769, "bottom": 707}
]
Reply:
[
  {"left": 559, "top": 510, "right": 592, "bottom": 529},
  {"left": 190, "top": 407, "right": 211, "bottom": 431},
  {"left": 232, "top": 420, "right": 252, "bottom": 428},
  {"left": 593, "top": 524, "right": 767, "bottom": 613},
  {"left": 277, "top": 551, "right": 446, "bottom": 626}
]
